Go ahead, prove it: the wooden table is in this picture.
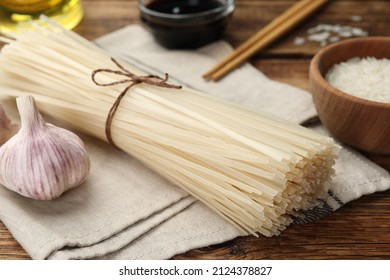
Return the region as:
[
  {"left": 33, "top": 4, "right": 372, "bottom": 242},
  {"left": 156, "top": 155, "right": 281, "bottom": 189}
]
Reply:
[{"left": 1, "top": 0, "right": 389, "bottom": 260}]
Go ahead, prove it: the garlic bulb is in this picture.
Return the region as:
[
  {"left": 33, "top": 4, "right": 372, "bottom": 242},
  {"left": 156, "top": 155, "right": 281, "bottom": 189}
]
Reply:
[
  {"left": 0, "top": 105, "right": 19, "bottom": 145},
  {"left": 0, "top": 96, "right": 90, "bottom": 200}
]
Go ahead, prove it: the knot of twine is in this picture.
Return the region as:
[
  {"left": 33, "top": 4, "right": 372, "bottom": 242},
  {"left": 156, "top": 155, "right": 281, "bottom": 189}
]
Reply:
[{"left": 92, "top": 57, "right": 182, "bottom": 149}]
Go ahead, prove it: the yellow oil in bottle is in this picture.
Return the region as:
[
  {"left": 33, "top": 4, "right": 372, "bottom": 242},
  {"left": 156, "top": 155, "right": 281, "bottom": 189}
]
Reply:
[{"left": 0, "top": 0, "right": 83, "bottom": 32}]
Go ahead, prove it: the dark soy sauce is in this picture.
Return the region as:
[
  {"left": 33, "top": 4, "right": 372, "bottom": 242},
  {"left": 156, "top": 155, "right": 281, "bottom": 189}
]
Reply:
[
  {"left": 141, "top": 0, "right": 233, "bottom": 49},
  {"left": 147, "top": 0, "right": 223, "bottom": 15}
]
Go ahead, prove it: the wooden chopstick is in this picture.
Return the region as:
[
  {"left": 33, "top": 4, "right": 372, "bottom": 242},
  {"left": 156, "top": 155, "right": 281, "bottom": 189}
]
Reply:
[
  {"left": 203, "top": 0, "right": 313, "bottom": 80},
  {"left": 203, "top": 0, "right": 328, "bottom": 81}
]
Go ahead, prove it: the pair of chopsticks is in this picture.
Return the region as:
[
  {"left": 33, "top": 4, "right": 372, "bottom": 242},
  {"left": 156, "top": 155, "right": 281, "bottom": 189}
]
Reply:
[{"left": 203, "top": 0, "right": 328, "bottom": 81}]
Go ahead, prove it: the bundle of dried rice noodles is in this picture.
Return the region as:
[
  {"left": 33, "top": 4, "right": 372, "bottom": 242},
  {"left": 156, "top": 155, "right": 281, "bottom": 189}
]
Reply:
[{"left": 0, "top": 18, "right": 338, "bottom": 236}]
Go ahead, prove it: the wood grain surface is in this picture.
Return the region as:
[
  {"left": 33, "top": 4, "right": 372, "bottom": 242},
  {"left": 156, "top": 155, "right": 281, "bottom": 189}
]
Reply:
[{"left": 0, "top": 0, "right": 389, "bottom": 260}]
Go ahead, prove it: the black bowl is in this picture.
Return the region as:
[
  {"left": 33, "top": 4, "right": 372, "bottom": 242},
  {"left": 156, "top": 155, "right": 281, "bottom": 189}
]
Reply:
[{"left": 138, "top": 0, "right": 235, "bottom": 49}]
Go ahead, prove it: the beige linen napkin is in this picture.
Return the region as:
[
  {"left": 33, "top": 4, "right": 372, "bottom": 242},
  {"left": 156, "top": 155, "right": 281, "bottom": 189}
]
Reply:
[{"left": 0, "top": 25, "right": 389, "bottom": 260}]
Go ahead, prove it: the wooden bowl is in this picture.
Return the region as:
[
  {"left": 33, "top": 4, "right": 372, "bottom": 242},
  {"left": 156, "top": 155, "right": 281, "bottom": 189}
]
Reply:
[{"left": 309, "top": 37, "right": 390, "bottom": 154}]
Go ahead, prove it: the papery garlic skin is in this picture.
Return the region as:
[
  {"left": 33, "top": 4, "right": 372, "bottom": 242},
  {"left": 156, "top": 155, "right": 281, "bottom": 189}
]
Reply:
[
  {"left": 0, "top": 96, "right": 90, "bottom": 200},
  {"left": 0, "top": 105, "right": 19, "bottom": 145}
]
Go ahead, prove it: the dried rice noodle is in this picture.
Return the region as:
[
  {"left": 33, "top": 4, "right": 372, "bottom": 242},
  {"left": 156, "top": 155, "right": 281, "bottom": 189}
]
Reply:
[{"left": 0, "top": 18, "right": 338, "bottom": 236}]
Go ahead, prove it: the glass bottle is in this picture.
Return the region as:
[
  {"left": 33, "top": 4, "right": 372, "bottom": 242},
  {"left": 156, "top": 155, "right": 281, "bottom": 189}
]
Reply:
[{"left": 0, "top": 0, "right": 83, "bottom": 33}]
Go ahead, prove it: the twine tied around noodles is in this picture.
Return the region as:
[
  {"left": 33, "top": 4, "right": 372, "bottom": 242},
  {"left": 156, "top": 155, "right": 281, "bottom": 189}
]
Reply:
[{"left": 92, "top": 58, "right": 182, "bottom": 149}]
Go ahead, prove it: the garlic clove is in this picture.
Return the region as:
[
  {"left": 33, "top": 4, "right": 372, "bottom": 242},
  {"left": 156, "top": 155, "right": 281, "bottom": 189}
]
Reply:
[
  {"left": 0, "top": 105, "right": 19, "bottom": 145},
  {"left": 0, "top": 96, "right": 90, "bottom": 200}
]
